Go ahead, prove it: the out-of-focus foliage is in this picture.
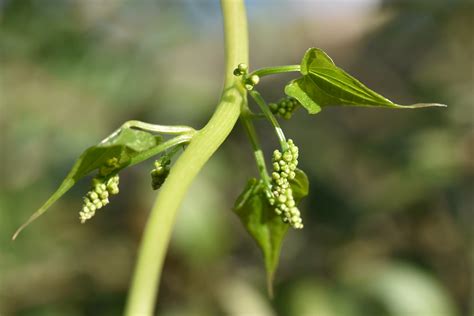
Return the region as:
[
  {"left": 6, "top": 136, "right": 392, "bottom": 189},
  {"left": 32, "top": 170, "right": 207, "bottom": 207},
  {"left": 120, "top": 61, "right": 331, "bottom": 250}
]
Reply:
[{"left": 1, "top": 0, "right": 472, "bottom": 315}]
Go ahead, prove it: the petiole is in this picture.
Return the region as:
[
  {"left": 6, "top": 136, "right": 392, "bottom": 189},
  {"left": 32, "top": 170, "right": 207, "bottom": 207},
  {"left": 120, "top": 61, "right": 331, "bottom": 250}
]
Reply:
[
  {"left": 249, "top": 90, "right": 288, "bottom": 151},
  {"left": 240, "top": 108, "right": 272, "bottom": 192},
  {"left": 247, "top": 65, "right": 301, "bottom": 79}
]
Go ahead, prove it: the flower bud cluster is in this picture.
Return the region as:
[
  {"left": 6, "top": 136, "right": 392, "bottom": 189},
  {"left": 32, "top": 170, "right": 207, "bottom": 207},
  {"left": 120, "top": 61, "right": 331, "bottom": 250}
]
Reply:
[
  {"left": 269, "top": 97, "right": 299, "bottom": 120},
  {"left": 79, "top": 175, "right": 120, "bottom": 223},
  {"left": 232, "top": 63, "right": 259, "bottom": 90},
  {"left": 233, "top": 63, "right": 248, "bottom": 76},
  {"left": 99, "top": 157, "right": 120, "bottom": 176},
  {"left": 151, "top": 157, "right": 170, "bottom": 190},
  {"left": 268, "top": 139, "right": 303, "bottom": 229},
  {"left": 244, "top": 74, "right": 260, "bottom": 91}
]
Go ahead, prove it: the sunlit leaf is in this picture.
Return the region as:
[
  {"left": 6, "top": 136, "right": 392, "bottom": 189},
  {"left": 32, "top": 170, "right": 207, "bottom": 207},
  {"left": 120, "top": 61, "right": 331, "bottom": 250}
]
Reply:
[
  {"left": 13, "top": 128, "right": 162, "bottom": 239},
  {"left": 285, "top": 48, "right": 446, "bottom": 113}
]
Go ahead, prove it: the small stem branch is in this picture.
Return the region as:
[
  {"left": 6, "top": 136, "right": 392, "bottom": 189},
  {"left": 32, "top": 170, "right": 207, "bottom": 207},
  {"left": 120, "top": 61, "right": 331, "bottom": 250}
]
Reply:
[
  {"left": 100, "top": 121, "right": 195, "bottom": 144},
  {"left": 240, "top": 110, "right": 271, "bottom": 189},
  {"left": 123, "top": 120, "right": 196, "bottom": 135},
  {"left": 249, "top": 90, "right": 288, "bottom": 151},
  {"left": 248, "top": 65, "right": 300, "bottom": 79},
  {"left": 128, "top": 133, "right": 194, "bottom": 167}
]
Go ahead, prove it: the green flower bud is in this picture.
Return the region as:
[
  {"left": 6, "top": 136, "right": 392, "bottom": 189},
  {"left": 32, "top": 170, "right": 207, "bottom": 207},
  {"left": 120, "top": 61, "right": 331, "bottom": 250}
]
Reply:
[
  {"left": 278, "top": 195, "right": 287, "bottom": 203},
  {"left": 249, "top": 74, "right": 259, "bottom": 85},
  {"left": 151, "top": 157, "right": 171, "bottom": 190},
  {"left": 88, "top": 192, "right": 99, "bottom": 200},
  {"left": 244, "top": 74, "right": 260, "bottom": 90},
  {"left": 99, "top": 157, "right": 120, "bottom": 176},
  {"left": 233, "top": 63, "right": 248, "bottom": 76}
]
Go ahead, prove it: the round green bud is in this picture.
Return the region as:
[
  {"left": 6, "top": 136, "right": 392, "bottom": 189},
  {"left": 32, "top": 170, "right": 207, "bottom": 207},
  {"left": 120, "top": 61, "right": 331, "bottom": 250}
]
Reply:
[
  {"left": 89, "top": 192, "right": 99, "bottom": 200},
  {"left": 273, "top": 162, "right": 280, "bottom": 171},
  {"left": 233, "top": 63, "right": 248, "bottom": 76},
  {"left": 109, "top": 187, "right": 119, "bottom": 195},
  {"left": 238, "top": 63, "right": 248, "bottom": 73},
  {"left": 249, "top": 75, "right": 259, "bottom": 85},
  {"left": 100, "top": 191, "right": 109, "bottom": 199},
  {"left": 278, "top": 195, "right": 287, "bottom": 203},
  {"left": 283, "top": 151, "right": 293, "bottom": 162}
]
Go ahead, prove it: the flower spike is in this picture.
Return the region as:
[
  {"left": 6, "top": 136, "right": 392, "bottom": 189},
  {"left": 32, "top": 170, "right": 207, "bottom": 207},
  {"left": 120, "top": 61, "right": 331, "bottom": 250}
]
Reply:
[{"left": 268, "top": 139, "right": 303, "bottom": 229}]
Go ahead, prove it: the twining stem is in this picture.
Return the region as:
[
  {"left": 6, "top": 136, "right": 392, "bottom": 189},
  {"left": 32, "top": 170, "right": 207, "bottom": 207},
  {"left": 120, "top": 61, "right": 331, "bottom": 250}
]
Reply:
[
  {"left": 248, "top": 65, "right": 300, "bottom": 79},
  {"left": 122, "top": 120, "right": 196, "bottom": 135},
  {"left": 124, "top": 1, "right": 248, "bottom": 315},
  {"left": 240, "top": 109, "right": 272, "bottom": 190},
  {"left": 100, "top": 120, "right": 195, "bottom": 144},
  {"left": 249, "top": 90, "right": 288, "bottom": 151}
]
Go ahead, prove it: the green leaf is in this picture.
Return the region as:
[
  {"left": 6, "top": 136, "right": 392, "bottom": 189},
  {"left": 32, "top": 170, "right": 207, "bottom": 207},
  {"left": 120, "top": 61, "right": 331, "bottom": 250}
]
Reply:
[
  {"left": 289, "top": 168, "right": 309, "bottom": 203},
  {"left": 13, "top": 127, "right": 162, "bottom": 239},
  {"left": 285, "top": 48, "right": 446, "bottom": 113},
  {"left": 234, "top": 169, "right": 309, "bottom": 296}
]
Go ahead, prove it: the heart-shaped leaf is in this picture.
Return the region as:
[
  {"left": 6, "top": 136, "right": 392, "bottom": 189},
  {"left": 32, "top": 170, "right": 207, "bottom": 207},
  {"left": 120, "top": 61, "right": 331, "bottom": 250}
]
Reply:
[
  {"left": 234, "top": 168, "right": 309, "bottom": 296},
  {"left": 13, "top": 127, "right": 162, "bottom": 239},
  {"left": 285, "top": 48, "right": 446, "bottom": 114}
]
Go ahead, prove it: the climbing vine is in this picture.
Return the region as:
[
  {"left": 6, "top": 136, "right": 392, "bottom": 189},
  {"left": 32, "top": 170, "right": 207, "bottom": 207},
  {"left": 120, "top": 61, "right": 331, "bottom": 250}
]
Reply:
[{"left": 12, "top": 1, "right": 445, "bottom": 315}]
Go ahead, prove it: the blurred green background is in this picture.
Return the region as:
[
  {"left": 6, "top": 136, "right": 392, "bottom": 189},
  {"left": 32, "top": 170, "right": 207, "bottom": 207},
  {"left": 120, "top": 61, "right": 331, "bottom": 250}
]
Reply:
[{"left": 1, "top": 0, "right": 472, "bottom": 315}]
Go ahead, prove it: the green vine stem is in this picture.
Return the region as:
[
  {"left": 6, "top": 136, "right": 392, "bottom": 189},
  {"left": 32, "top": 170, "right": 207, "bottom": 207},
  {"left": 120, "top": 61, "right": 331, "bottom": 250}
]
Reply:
[
  {"left": 249, "top": 89, "right": 288, "bottom": 151},
  {"left": 240, "top": 108, "right": 272, "bottom": 190},
  {"left": 248, "top": 64, "right": 300, "bottom": 79},
  {"left": 124, "top": 1, "right": 249, "bottom": 315}
]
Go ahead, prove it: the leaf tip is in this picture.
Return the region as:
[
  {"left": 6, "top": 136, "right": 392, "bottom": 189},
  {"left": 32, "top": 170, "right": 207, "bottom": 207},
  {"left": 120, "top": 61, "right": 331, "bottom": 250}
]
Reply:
[
  {"left": 12, "top": 226, "right": 24, "bottom": 241},
  {"left": 12, "top": 211, "right": 42, "bottom": 240},
  {"left": 398, "top": 103, "right": 448, "bottom": 109}
]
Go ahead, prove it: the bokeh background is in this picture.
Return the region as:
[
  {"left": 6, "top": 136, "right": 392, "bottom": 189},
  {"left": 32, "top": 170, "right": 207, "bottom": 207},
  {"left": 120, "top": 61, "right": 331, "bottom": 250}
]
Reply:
[{"left": 1, "top": 0, "right": 473, "bottom": 315}]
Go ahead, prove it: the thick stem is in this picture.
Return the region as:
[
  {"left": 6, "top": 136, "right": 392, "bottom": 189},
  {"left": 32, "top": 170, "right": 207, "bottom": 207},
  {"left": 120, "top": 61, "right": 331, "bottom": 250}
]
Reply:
[{"left": 124, "top": 1, "right": 248, "bottom": 315}]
